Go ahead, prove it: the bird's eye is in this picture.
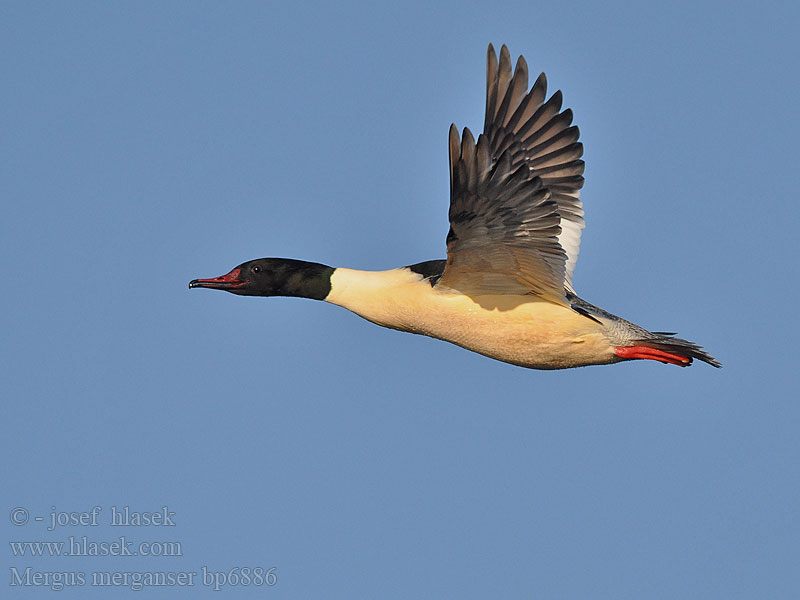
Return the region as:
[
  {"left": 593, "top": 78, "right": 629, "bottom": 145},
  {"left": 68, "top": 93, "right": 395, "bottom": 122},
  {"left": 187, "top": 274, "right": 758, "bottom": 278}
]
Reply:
[{"left": 252, "top": 265, "right": 261, "bottom": 273}]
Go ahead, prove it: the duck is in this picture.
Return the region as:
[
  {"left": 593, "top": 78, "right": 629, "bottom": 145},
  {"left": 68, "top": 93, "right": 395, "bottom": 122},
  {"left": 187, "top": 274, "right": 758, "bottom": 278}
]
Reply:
[{"left": 190, "top": 44, "right": 720, "bottom": 370}]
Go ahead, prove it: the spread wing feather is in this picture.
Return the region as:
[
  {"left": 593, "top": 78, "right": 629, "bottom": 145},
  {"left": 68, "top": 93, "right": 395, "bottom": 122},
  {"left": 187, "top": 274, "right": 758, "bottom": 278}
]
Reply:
[{"left": 437, "top": 44, "right": 586, "bottom": 299}]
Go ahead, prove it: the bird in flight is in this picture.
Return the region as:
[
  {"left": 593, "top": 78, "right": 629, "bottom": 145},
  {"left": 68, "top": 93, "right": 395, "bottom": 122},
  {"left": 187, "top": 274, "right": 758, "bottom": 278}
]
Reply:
[{"left": 191, "top": 44, "right": 719, "bottom": 370}]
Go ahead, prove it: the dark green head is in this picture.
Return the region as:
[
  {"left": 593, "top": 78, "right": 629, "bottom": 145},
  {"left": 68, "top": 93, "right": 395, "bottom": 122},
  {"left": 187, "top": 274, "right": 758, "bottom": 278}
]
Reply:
[{"left": 189, "top": 258, "right": 333, "bottom": 300}]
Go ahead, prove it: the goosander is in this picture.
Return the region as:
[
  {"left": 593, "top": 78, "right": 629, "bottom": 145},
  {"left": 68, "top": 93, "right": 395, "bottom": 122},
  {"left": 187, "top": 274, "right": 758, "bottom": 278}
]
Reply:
[{"left": 190, "top": 44, "right": 720, "bottom": 370}]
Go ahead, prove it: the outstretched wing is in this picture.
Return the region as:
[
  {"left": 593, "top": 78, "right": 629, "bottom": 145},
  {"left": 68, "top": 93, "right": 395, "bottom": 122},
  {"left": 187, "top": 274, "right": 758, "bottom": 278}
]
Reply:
[{"left": 437, "top": 44, "right": 585, "bottom": 301}]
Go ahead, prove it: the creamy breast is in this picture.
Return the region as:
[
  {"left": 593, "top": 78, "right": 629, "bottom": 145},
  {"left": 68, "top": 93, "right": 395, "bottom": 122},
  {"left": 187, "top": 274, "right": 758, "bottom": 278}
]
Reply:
[{"left": 325, "top": 268, "right": 615, "bottom": 369}]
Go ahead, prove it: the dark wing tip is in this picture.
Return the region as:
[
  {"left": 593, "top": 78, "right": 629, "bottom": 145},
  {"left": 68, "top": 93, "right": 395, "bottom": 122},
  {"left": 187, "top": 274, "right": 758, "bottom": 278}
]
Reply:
[{"left": 515, "top": 54, "right": 528, "bottom": 77}]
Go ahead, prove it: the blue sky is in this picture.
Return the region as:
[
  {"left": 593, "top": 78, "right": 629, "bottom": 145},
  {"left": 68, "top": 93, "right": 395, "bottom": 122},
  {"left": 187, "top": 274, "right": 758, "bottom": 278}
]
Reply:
[{"left": 2, "top": 1, "right": 798, "bottom": 597}]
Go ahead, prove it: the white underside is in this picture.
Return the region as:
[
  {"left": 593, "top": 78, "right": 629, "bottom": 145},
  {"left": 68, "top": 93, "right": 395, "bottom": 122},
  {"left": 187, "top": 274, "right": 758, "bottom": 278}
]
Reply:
[{"left": 325, "top": 267, "right": 616, "bottom": 369}]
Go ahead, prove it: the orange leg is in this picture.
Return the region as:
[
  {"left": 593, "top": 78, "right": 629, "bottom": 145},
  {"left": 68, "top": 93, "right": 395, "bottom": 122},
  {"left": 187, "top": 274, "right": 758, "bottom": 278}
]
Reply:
[{"left": 615, "top": 346, "right": 692, "bottom": 366}]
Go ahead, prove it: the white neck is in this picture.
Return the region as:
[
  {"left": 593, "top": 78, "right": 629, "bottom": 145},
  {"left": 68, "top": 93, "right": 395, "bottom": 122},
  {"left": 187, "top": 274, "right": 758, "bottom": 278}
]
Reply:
[{"left": 325, "top": 267, "right": 433, "bottom": 330}]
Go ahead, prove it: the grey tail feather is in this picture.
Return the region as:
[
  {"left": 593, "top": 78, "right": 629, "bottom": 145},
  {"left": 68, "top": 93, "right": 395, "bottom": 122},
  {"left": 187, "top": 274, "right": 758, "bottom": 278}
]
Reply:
[
  {"left": 566, "top": 292, "right": 721, "bottom": 368},
  {"left": 632, "top": 333, "right": 722, "bottom": 368}
]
